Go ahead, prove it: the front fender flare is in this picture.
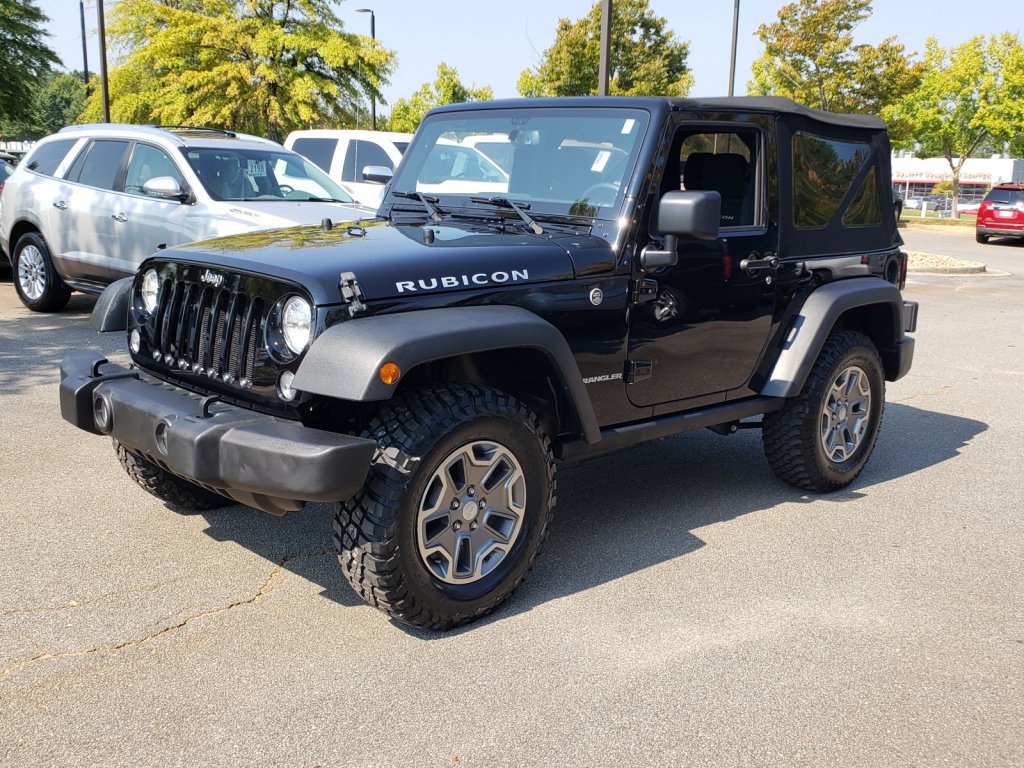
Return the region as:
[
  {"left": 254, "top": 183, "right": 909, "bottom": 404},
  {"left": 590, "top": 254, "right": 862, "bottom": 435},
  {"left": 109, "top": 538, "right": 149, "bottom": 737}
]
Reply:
[
  {"left": 293, "top": 305, "right": 601, "bottom": 444},
  {"left": 762, "top": 277, "right": 907, "bottom": 398},
  {"left": 91, "top": 277, "right": 134, "bottom": 332}
]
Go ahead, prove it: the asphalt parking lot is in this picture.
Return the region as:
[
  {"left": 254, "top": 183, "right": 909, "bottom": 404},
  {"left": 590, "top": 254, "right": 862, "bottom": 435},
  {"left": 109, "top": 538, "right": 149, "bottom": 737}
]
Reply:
[{"left": 1, "top": 226, "right": 1022, "bottom": 767}]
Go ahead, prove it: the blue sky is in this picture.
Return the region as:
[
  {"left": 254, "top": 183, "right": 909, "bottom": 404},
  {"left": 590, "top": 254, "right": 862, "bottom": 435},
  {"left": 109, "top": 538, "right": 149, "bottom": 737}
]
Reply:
[{"left": 39, "top": 0, "right": 1017, "bottom": 118}]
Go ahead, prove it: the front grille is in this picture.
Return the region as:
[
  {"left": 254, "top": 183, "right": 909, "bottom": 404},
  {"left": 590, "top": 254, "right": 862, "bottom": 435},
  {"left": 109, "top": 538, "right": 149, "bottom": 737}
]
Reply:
[{"left": 150, "top": 278, "right": 264, "bottom": 386}]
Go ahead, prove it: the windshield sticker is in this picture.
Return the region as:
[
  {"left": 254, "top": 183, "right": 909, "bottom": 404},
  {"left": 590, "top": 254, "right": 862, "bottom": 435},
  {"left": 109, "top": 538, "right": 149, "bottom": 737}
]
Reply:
[
  {"left": 621, "top": 119, "right": 636, "bottom": 135},
  {"left": 246, "top": 159, "right": 267, "bottom": 178},
  {"left": 591, "top": 151, "right": 611, "bottom": 173}
]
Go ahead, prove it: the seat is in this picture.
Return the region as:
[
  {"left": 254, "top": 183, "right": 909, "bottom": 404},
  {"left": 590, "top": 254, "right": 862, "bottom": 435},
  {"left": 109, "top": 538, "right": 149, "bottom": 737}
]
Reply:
[{"left": 700, "top": 153, "right": 749, "bottom": 226}]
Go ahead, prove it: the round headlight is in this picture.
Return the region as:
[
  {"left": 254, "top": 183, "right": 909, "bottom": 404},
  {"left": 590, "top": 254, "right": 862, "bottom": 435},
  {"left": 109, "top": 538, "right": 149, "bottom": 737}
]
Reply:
[
  {"left": 281, "top": 296, "right": 312, "bottom": 354},
  {"left": 141, "top": 269, "right": 159, "bottom": 313}
]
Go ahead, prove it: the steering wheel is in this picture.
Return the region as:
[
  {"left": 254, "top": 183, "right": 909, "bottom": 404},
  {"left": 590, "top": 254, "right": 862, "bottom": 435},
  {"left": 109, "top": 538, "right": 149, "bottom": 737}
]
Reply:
[{"left": 581, "top": 182, "right": 619, "bottom": 206}]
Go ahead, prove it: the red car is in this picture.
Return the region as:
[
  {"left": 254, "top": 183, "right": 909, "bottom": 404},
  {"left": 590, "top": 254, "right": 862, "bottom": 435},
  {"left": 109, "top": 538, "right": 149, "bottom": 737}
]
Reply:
[{"left": 976, "top": 183, "right": 1024, "bottom": 243}]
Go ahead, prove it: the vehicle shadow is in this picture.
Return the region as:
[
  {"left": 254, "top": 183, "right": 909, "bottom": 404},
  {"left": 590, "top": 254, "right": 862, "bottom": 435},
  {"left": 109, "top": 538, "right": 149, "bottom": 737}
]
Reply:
[{"left": 181, "top": 402, "right": 987, "bottom": 633}]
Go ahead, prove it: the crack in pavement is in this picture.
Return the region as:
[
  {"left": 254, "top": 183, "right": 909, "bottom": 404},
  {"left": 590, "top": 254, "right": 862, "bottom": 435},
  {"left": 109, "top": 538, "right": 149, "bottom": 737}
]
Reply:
[
  {"left": 891, "top": 381, "right": 960, "bottom": 403},
  {"left": 0, "top": 549, "right": 332, "bottom": 678}
]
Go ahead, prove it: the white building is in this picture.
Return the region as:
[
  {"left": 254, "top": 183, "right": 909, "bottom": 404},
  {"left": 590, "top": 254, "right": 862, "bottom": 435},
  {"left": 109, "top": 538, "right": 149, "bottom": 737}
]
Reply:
[{"left": 891, "top": 156, "right": 1024, "bottom": 201}]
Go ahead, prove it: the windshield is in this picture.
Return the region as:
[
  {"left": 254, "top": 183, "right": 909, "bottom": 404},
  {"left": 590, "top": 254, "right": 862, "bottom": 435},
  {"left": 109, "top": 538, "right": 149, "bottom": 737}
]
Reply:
[
  {"left": 181, "top": 147, "right": 356, "bottom": 203},
  {"left": 389, "top": 107, "right": 649, "bottom": 217},
  {"left": 984, "top": 187, "right": 1024, "bottom": 206}
]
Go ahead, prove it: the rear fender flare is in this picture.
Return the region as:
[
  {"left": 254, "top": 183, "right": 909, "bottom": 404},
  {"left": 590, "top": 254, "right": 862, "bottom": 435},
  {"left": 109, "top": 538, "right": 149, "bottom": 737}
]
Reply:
[
  {"left": 293, "top": 305, "right": 601, "bottom": 444},
  {"left": 762, "top": 278, "right": 905, "bottom": 398}
]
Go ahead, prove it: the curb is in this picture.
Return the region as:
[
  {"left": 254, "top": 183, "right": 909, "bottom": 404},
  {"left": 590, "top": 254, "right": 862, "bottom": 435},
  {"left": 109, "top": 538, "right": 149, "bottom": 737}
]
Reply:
[{"left": 905, "top": 250, "right": 986, "bottom": 275}]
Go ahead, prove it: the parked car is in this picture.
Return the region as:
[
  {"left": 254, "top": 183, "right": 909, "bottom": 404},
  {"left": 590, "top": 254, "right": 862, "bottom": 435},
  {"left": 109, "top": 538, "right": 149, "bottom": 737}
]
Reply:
[
  {"left": 956, "top": 199, "right": 981, "bottom": 214},
  {"left": 0, "top": 124, "right": 370, "bottom": 311},
  {"left": 284, "top": 129, "right": 413, "bottom": 207},
  {"left": 976, "top": 183, "right": 1024, "bottom": 243},
  {"left": 0, "top": 156, "right": 13, "bottom": 195}
]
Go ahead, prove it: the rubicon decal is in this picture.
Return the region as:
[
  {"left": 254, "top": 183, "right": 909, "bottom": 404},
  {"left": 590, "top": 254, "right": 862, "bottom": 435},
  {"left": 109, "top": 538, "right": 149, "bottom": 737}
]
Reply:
[{"left": 396, "top": 269, "right": 529, "bottom": 293}]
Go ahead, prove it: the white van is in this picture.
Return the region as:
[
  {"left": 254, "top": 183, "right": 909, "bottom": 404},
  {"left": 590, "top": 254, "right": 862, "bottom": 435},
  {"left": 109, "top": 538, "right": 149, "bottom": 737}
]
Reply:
[{"left": 284, "top": 129, "right": 413, "bottom": 207}]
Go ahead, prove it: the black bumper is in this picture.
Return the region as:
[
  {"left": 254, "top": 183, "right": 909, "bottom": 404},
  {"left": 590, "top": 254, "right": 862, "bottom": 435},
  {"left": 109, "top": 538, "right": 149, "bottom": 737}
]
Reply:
[{"left": 59, "top": 352, "right": 377, "bottom": 514}]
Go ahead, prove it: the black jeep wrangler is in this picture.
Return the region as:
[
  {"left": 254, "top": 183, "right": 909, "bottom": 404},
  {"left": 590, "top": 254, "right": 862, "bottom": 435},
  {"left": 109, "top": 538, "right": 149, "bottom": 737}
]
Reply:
[{"left": 60, "top": 97, "right": 917, "bottom": 629}]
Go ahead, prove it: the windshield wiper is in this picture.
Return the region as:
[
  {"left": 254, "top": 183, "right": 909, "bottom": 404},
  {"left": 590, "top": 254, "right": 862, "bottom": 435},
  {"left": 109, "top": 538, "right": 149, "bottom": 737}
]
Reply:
[
  {"left": 302, "top": 196, "right": 351, "bottom": 203},
  {"left": 470, "top": 196, "right": 543, "bottom": 235},
  {"left": 392, "top": 190, "right": 442, "bottom": 222}
]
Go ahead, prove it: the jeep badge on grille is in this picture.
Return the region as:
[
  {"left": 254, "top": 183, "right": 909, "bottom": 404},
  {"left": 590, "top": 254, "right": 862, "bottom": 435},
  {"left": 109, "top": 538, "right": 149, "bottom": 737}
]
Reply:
[{"left": 200, "top": 269, "right": 224, "bottom": 287}]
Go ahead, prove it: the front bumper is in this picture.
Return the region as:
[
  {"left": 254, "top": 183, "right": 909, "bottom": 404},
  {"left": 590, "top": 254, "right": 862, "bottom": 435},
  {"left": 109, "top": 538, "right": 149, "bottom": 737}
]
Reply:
[{"left": 59, "top": 352, "right": 377, "bottom": 514}]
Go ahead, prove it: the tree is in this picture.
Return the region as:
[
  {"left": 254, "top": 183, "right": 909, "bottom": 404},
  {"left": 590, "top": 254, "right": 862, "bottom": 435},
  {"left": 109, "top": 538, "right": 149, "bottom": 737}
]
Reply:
[
  {"left": 81, "top": 0, "right": 395, "bottom": 142},
  {"left": 1, "top": 71, "right": 87, "bottom": 141},
  {"left": 517, "top": 0, "right": 692, "bottom": 98},
  {"left": 884, "top": 34, "right": 1024, "bottom": 215},
  {"left": 385, "top": 64, "right": 493, "bottom": 133},
  {"left": 749, "top": 0, "right": 923, "bottom": 141},
  {"left": 0, "top": 0, "right": 58, "bottom": 126}
]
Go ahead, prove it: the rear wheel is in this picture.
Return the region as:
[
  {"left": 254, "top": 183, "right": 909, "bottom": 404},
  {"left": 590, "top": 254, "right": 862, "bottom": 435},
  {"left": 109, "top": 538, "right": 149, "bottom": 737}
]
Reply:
[
  {"left": 13, "top": 232, "right": 71, "bottom": 312},
  {"left": 763, "top": 330, "right": 885, "bottom": 492},
  {"left": 975, "top": 232, "right": 989, "bottom": 244},
  {"left": 334, "top": 385, "right": 556, "bottom": 630}
]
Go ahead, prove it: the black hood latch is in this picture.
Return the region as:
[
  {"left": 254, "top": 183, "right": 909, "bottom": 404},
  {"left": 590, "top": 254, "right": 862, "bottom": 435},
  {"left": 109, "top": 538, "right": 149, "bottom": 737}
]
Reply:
[{"left": 339, "top": 271, "right": 367, "bottom": 317}]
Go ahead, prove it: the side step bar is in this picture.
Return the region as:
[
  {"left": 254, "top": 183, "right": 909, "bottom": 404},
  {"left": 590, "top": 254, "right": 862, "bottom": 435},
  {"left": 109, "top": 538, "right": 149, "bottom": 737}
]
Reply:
[{"left": 556, "top": 396, "right": 785, "bottom": 463}]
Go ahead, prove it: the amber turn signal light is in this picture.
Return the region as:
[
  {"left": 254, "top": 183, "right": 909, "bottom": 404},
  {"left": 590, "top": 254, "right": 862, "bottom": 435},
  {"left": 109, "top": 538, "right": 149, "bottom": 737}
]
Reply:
[{"left": 379, "top": 362, "right": 401, "bottom": 385}]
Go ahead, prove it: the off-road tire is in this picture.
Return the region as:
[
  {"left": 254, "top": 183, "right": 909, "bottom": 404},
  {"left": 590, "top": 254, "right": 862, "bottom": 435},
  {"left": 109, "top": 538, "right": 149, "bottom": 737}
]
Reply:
[
  {"left": 763, "top": 330, "right": 885, "bottom": 492},
  {"left": 12, "top": 232, "right": 71, "bottom": 312},
  {"left": 975, "top": 232, "right": 989, "bottom": 244},
  {"left": 115, "top": 441, "right": 230, "bottom": 510},
  {"left": 334, "top": 385, "right": 556, "bottom": 630}
]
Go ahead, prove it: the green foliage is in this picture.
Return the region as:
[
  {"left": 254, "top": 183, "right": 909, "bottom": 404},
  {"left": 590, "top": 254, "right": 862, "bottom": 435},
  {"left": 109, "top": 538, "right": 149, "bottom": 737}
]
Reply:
[
  {"left": 749, "top": 0, "right": 923, "bottom": 140},
  {"left": 884, "top": 34, "right": 1024, "bottom": 212},
  {"left": 81, "top": 0, "right": 395, "bottom": 141},
  {"left": 1, "top": 72, "right": 87, "bottom": 141},
  {"left": 0, "top": 0, "right": 59, "bottom": 127},
  {"left": 517, "top": 0, "right": 692, "bottom": 97},
  {"left": 385, "top": 64, "right": 493, "bottom": 133},
  {"left": 930, "top": 181, "right": 953, "bottom": 197}
]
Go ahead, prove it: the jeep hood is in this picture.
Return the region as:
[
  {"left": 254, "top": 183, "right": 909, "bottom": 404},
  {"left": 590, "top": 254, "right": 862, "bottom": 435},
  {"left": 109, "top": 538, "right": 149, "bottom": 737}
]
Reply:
[{"left": 157, "top": 218, "right": 584, "bottom": 305}]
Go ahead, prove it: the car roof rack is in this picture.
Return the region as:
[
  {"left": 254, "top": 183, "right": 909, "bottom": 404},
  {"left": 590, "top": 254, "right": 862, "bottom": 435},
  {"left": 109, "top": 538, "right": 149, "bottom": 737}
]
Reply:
[{"left": 149, "top": 125, "right": 238, "bottom": 137}]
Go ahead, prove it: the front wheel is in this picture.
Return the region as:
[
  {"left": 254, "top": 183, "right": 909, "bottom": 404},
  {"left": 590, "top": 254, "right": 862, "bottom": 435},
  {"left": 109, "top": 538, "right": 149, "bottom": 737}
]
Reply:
[
  {"left": 763, "top": 330, "right": 885, "bottom": 492},
  {"left": 334, "top": 385, "right": 556, "bottom": 630},
  {"left": 13, "top": 232, "right": 71, "bottom": 312}
]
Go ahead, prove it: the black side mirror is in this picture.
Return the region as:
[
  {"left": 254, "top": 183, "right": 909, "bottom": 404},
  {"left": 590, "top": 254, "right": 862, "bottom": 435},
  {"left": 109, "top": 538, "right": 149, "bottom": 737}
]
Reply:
[{"left": 640, "top": 190, "right": 721, "bottom": 269}]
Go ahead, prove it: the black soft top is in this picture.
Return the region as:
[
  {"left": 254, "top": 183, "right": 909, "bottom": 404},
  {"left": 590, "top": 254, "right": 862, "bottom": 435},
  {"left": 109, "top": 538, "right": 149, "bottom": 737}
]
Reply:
[{"left": 430, "top": 96, "right": 887, "bottom": 132}]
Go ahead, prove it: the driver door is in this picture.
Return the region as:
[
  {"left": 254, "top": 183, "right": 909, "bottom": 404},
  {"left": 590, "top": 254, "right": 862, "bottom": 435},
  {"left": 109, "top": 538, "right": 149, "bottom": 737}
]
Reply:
[{"left": 626, "top": 118, "right": 779, "bottom": 408}]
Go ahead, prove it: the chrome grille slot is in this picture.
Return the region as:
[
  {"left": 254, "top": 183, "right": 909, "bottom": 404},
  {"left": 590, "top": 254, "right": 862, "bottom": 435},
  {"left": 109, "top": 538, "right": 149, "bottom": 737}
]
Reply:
[{"left": 147, "top": 273, "right": 270, "bottom": 391}]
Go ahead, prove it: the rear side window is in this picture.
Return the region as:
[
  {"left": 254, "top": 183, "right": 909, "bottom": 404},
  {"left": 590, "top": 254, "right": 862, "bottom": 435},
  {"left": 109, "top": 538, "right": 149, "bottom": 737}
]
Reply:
[
  {"left": 291, "top": 138, "right": 337, "bottom": 173},
  {"left": 69, "top": 140, "right": 130, "bottom": 191},
  {"left": 342, "top": 140, "right": 394, "bottom": 181},
  {"left": 792, "top": 132, "right": 877, "bottom": 230},
  {"left": 24, "top": 139, "right": 78, "bottom": 176},
  {"left": 984, "top": 188, "right": 1024, "bottom": 205}
]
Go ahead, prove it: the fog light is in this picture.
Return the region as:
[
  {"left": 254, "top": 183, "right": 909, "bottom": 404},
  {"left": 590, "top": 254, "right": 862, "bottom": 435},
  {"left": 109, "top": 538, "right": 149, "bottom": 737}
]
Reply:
[
  {"left": 278, "top": 370, "right": 298, "bottom": 401},
  {"left": 129, "top": 328, "right": 141, "bottom": 353},
  {"left": 93, "top": 395, "right": 112, "bottom": 433}
]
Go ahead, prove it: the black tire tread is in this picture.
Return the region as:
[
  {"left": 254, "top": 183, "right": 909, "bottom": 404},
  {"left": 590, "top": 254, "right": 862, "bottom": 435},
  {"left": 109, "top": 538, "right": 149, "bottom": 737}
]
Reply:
[
  {"left": 763, "top": 330, "right": 884, "bottom": 493},
  {"left": 115, "top": 441, "right": 230, "bottom": 511},
  {"left": 333, "top": 384, "right": 556, "bottom": 631}
]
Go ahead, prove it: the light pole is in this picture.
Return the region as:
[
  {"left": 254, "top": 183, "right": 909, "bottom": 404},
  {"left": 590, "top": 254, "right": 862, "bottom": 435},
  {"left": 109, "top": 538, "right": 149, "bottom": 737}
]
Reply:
[
  {"left": 97, "top": 0, "right": 110, "bottom": 121},
  {"left": 356, "top": 8, "right": 376, "bottom": 130},
  {"left": 79, "top": 1, "right": 90, "bottom": 91},
  {"left": 728, "top": 0, "right": 740, "bottom": 97}
]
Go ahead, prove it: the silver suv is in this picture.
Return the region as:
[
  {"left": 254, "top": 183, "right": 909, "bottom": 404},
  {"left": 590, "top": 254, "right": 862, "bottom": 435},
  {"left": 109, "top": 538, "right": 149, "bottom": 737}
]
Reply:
[{"left": 0, "top": 125, "right": 370, "bottom": 311}]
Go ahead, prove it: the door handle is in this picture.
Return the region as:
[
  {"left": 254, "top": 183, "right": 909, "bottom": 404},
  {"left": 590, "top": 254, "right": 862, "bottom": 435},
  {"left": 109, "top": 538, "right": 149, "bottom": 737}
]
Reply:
[
  {"left": 739, "top": 255, "right": 779, "bottom": 271},
  {"left": 111, "top": 212, "right": 128, "bottom": 222},
  {"left": 53, "top": 200, "right": 68, "bottom": 210}
]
